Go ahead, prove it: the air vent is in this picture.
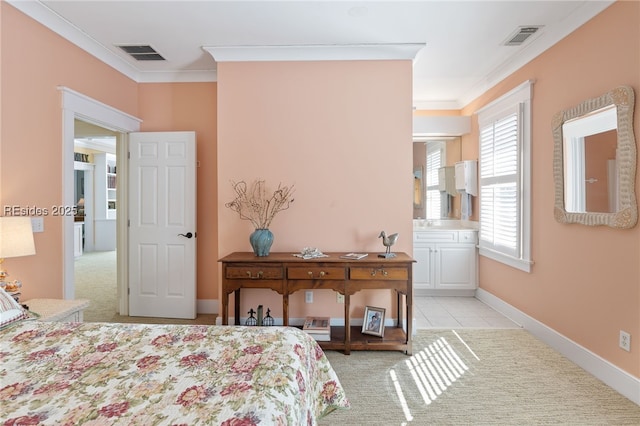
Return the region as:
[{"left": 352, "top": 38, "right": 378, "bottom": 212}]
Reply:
[
  {"left": 503, "top": 26, "right": 542, "bottom": 46},
  {"left": 117, "top": 45, "right": 165, "bottom": 61}
]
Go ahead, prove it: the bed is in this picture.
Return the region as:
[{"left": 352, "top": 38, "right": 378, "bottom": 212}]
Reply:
[{"left": 0, "top": 293, "right": 349, "bottom": 425}]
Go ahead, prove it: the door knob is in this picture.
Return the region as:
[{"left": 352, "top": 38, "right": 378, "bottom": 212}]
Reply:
[{"left": 178, "top": 232, "right": 194, "bottom": 238}]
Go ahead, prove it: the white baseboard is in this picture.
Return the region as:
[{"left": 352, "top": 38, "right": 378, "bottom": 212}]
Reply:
[
  {"left": 196, "top": 299, "right": 218, "bottom": 315},
  {"left": 476, "top": 288, "right": 640, "bottom": 405}
]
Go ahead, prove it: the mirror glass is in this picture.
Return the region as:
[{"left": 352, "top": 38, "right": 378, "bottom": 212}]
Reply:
[
  {"left": 553, "top": 86, "right": 637, "bottom": 228},
  {"left": 413, "top": 137, "right": 461, "bottom": 220},
  {"left": 413, "top": 167, "right": 423, "bottom": 209}
]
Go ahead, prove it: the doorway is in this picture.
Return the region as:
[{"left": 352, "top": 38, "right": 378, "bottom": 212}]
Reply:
[
  {"left": 61, "top": 87, "right": 142, "bottom": 315},
  {"left": 73, "top": 126, "right": 118, "bottom": 319}
]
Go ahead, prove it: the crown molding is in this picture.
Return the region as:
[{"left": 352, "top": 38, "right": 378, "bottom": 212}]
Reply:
[
  {"left": 7, "top": 0, "right": 141, "bottom": 81},
  {"left": 458, "top": 0, "right": 614, "bottom": 108},
  {"left": 203, "top": 43, "right": 425, "bottom": 63},
  {"left": 413, "top": 99, "right": 463, "bottom": 110},
  {"left": 9, "top": 0, "right": 613, "bottom": 105},
  {"left": 136, "top": 70, "right": 217, "bottom": 83},
  {"left": 7, "top": 0, "right": 216, "bottom": 83}
]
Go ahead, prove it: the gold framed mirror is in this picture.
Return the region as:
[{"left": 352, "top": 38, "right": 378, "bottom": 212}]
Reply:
[{"left": 552, "top": 86, "right": 637, "bottom": 228}]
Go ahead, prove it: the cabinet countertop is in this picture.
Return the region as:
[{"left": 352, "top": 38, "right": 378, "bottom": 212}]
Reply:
[{"left": 413, "top": 220, "right": 479, "bottom": 232}]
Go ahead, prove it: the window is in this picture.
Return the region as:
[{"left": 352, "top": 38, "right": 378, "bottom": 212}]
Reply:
[
  {"left": 425, "top": 141, "right": 445, "bottom": 219},
  {"left": 477, "top": 81, "right": 533, "bottom": 272}
]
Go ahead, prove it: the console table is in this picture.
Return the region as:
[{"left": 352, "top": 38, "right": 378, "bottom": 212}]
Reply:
[{"left": 219, "top": 252, "right": 415, "bottom": 354}]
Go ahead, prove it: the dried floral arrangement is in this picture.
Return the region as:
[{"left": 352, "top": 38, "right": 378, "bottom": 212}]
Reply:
[{"left": 225, "top": 180, "right": 295, "bottom": 229}]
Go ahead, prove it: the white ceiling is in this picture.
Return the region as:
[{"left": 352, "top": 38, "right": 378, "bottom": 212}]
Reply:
[{"left": 10, "top": 0, "right": 613, "bottom": 109}]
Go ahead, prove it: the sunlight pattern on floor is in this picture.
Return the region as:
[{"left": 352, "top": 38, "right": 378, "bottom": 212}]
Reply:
[
  {"left": 389, "top": 369, "right": 413, "bottom": 423},
  {"left": 391, "top": 333, "right": 475, "bottom": 422}
]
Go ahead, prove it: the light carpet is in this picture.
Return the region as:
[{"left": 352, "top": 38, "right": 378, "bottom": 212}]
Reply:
[
  {"left": 76, "top": 252, "right": 639, "bottom": 423},
  {"left": 74, "top": 250, "right": 216, "bottom": 324},
  {"left": 320, "top": 329, "right": 640, "bottom": 425}
]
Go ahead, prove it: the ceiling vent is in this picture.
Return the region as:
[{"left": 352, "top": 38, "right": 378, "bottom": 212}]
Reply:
[
  {"left": 117, "top": 45, "right": 165, "bottom": 61},
  {"left": 503, "top": 26, "right": 542, "bottom": 46}
]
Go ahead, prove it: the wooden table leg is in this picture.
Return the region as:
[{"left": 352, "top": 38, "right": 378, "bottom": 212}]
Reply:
[
  {"left": 396, "top": 290, "right": 403, "bottom": 329},
  {"left": 406, "top": 291, "right": 412, "bottom": 355},
  {"left": 222, "top": 292, "right": 229, "bottom": 325},
  {"left": 344, "top": 294, "right": 351, "bottom": 355},
  {"left": 283, "top": 294, "right": 289, "bottom": 326},
  {"left": 234, "top": 289, "right": 241, "bottom": 325}
]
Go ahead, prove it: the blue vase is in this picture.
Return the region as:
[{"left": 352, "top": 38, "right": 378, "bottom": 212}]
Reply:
[{"left": 249, "top": 229, "right": 274, "bottom": 256}]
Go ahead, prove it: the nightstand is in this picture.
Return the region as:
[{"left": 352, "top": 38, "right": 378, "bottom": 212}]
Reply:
[
  {"left": 23, "top": 298, "right": 90, "bottom": 322},
  {"left": 8, "top": 291, "right": 21, "bottom": 303}
]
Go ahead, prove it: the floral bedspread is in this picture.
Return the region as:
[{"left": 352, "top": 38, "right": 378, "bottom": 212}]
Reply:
[{"left": 0, "top": 322, "right": 349, "bottom": 425}]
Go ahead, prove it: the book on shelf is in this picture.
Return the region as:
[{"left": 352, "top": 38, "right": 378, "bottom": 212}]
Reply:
[
  {"left": 303, "top": 316, "right": 331, "bottom": 341},
  {"left": 340, "top": 253, "right": 368, "bottom": 260},
  {"left": 303, "top": 316, "right": 330, "bottom": 332},
  {"left": 306, "top": 332, "right": 331, "bottom": 341}
]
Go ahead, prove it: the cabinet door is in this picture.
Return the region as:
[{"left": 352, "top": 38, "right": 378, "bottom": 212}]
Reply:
[
  {"left": 73, "top": 223, "right": 83, "bottom": 257},
  {"left": 413, "top": 245, "right": 434, "bottom": 289},
  {"left": 436, "top": 244, "right": 477, "bottom": 289}
]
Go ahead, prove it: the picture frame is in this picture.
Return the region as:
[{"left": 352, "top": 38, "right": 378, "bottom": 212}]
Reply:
[{"left": 362, "top": 306, "right": 385, "bottom": 337}]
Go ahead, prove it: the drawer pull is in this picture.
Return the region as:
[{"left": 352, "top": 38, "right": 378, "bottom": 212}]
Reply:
[
  {"left": 370, "top": 268, "right": 388, "bottom": 277},
  {"left": 246, "top": 270, "right": 264, "bottom": 279},
  {"left": 307, "top": 271, "right": 326, "bottom": 278}
]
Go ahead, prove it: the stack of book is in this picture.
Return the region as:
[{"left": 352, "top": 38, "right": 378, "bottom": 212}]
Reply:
[{"left": 302, "top": 316, "right": 331, "bottom": 341}]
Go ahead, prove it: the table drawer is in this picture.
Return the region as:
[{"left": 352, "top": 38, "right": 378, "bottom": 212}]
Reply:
[
  {"left": 225, "top": 266, "right": 283, "bottom": 280},
  {"left": 349, "top": 267, "right": 408, "bottom": 280},
  {"left": 287, "top": 267, "right": 346, "bottom": 280}
]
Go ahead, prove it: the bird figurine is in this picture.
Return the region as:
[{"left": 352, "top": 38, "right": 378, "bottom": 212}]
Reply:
[{"left": 378, "top": 231, "right": 399, "bottom": 258}]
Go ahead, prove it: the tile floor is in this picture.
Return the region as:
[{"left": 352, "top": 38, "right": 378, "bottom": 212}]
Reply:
[{"left": 414, "top": 296, "right": 521, "bottom": 329}]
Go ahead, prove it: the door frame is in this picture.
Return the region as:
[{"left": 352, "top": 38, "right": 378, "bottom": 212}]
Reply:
[{"left": 60, "top": 87, "right": 142, "bottom": 315}]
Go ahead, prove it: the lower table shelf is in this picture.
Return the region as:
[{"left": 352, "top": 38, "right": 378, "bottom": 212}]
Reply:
[
  {"left": 219, "top": 251, "right": 415, "bottom": 355},
  {"left": 301, "top": 325, "right": 409, "bottom": 353}
]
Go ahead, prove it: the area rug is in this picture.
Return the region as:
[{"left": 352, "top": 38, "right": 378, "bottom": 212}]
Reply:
[{"left": 320, "top": 329, "right": 640, "bottom": 425}]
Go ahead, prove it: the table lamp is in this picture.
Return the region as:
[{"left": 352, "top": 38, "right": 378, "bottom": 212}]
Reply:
[{"left": 0, "top": 216, "right": 36, "bottom": 288}]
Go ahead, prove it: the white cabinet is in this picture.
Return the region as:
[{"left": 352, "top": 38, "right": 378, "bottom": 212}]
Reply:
[
  {"left": 94, "top": 153, "right": 117, "bottom": 220},
  {"left": 93, "top": 153, "right": 117, "bottom": 251},
  {"left": 74, "top": 222, "right": 83, "bottom": 257},
  {"left": 413, "top": 229, "right": 478, "bottom": 295}
]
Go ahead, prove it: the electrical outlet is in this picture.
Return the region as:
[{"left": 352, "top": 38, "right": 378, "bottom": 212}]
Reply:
[
  {"left": 31, "top": 217, "right": 44, "bottom": 233},
  {"left": 619, "top": 330, "right": 631, "bottom": 352},
  {"left": 336, "top": 293, "right": 345, "bottom": 304},
  {"left": 305, "top": 291, "right": 313, "bottom": 304}
]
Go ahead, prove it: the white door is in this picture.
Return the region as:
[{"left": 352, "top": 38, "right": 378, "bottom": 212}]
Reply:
[{"left": 128, "top": 131, "right": 197, "bottom": 318}]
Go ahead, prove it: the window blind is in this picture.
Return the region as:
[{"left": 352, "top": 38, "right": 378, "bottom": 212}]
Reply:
[
  {"left": 425, "top": 143, "right": 443, "bottom": 219},
  {"left": 479, "top": 108, "right": 521, "bottom": 258}
]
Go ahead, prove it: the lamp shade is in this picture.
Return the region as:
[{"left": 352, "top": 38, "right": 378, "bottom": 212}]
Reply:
[{"left": 0, "top": 217, "right": 36, "bottom": 258}]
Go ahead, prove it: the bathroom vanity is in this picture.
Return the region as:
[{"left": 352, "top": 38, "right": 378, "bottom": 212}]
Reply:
[{"left": 413, "top": 220, "right": 478, "bottom": 296}]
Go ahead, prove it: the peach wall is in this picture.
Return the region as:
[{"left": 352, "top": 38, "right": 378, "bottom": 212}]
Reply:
[
  {"left": 3, "top": 0, "right": 637, "bottom": 380},
  {"left": 138, "top": 83, "right": 218, "bottom": 300},
  {"left": 461, "top": 1, "right": 639, "bottom": 377},
  {"left": 1, "top": 3, "right": 138, "bottom": 299},
  {"left": 217, "top": 60, "right": 413, "bottom": 321}
]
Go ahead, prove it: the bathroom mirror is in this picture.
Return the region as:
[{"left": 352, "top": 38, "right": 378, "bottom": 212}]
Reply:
[
  {"left": 413, "top": 166, "right": 423, "bottom": 209},
  {"left": 413, "top": 137, "right": 461, "bottom": 219},
  {"left": 552, "top": 86, "right": 637, "bottom": 228}
]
